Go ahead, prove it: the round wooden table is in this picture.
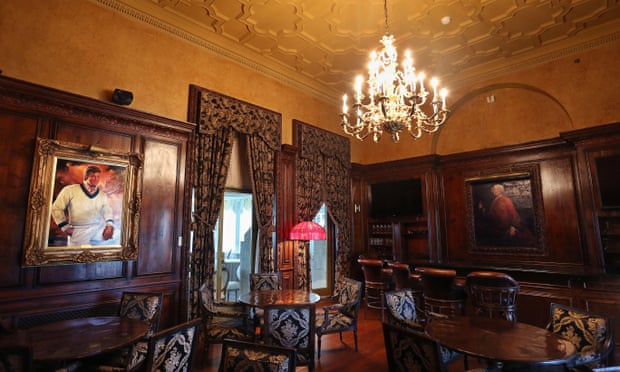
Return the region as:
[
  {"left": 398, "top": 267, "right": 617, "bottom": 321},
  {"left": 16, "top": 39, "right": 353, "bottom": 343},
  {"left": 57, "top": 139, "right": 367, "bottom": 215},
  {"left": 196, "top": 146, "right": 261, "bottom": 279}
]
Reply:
[
  {"left": 0, "top": 316, "right": 149, "bottom": 362},
  {"left": 426, "top": 316, "right": 577, "bottom": 367},
  {"left": 239, "top": 289, "right": 321, "bottom": 307}
]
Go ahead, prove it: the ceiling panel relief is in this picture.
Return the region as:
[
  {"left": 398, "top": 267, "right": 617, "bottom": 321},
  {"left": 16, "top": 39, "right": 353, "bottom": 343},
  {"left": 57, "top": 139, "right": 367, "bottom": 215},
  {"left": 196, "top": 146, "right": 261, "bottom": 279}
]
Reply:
[{"left": 106, "top": 0, "right": 620, "bottom": 102}]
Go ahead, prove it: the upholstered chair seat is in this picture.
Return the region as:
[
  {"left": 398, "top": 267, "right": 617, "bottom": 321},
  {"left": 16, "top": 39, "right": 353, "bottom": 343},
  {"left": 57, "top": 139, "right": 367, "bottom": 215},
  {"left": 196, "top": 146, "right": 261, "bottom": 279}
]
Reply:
[
  {"left": 316, "top": 278, "right": 363, "bottom": 359},
  {"left": 219, "top": 339, "right": 297, "bottom": 372}
]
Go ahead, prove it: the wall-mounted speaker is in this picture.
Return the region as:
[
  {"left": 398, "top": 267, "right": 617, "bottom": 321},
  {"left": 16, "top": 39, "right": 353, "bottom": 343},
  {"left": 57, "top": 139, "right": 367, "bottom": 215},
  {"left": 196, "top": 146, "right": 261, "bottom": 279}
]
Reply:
[{"left": 112, "top": 88, "right": 133, "bottom": 105}]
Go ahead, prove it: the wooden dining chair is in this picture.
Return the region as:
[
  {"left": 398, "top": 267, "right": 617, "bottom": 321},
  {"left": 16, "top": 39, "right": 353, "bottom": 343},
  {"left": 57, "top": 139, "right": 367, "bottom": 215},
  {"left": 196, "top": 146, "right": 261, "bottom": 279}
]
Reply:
[
  {"left": 382, "top": 322, "right": 448, "bottom": 372},
  {"left": 250, "top": 272, "right": 281, "bottom": 290},
  {"left": 384, "top": 289, "right": 463, "bottom": 367},
  {"left": 384, "top": 289, "right": 424, "bottom": 331},
  {"left": 249, "top": 272, "right": 281, "bottom": 329},
  {"left": 316, "top": 278, "right": 363, "bottom": 359},
  {"left": 198, "top": 283, "right": 254, "bottom": 356},
  {"left": 262, "top": 303, "right": 316, "bottom": 372},
  {"left": 218, "top": 338, "right": 297, "bottom": 372},
  {"left": 383, "top": 322, "right": 496, "bottom": 372},
  {"left": 547, "top": 303, "right": 615, "bottom": 369},
  {"left": 91, "top": 291, "right": 163, "bottom": 371},
  {"left": 143, "top": 319, "right": 201, "bottom": 372}
]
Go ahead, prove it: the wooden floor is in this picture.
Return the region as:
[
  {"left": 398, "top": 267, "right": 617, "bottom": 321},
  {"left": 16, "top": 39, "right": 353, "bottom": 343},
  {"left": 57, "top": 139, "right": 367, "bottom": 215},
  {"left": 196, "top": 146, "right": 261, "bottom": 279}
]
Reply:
[{"left": 194, "top": 299, "right": 475, "bottom": 372}]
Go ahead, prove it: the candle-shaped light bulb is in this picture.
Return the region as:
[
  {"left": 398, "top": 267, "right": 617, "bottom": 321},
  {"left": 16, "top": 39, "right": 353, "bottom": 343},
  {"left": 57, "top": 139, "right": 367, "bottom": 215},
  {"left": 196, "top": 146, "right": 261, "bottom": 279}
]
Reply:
[
  {"left": 418, "top": 72, "right": 426, "bottom": 93},
  {"left": 342, "top": 94, "right": 348, "bottom": 114},
  {"left": 354, "top": 76, "right": 363, "bottom": 104},
  {"left": 440, "top": 88, "right": 448, "bottom": 109},
  {"left": 431, "top": 78, "right": 438, "bottom": 99}
]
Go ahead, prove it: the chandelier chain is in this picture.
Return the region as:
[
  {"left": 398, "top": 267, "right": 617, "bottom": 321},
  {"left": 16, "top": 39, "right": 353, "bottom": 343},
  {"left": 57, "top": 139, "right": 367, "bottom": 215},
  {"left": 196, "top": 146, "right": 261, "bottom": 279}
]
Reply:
[{"left": 383, "top": 0, "right": 389, "bottom": 35}]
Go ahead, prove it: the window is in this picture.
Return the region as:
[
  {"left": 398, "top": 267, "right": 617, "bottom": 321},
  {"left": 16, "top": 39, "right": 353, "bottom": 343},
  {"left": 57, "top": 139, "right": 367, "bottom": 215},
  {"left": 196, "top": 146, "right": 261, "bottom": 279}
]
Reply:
[{"left": 214, "top": 191, "right": 253, "bottom": 301}]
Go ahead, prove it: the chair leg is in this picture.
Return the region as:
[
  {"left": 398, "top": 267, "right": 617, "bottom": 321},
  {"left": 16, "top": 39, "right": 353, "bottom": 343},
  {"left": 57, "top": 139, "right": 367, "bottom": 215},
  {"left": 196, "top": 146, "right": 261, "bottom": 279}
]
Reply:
[
  {"left": 339, "top": 332, "right": 343, "bottom": 342},
  {"left": 380, "top": 289, "right": 385, "bottom": 321},
  {"left": 317, "top": 334, "right": 322, "bottom": 359},
  {"left": 363, "top": 289, "right": 369, "bottom": 319},
  {"left": 354, "top": 330, "right": 358, "bottom": 352}
]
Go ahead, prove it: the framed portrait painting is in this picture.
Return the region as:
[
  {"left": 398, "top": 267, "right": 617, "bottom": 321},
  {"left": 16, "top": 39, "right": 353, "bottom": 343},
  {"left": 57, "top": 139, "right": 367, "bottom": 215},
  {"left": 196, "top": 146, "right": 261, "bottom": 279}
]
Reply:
[
  {"left": 22, "top": 138, "right": 143, "bottom": 266},
  {"left": 465, "top": 167, "right": 545, "bottom": 254}
]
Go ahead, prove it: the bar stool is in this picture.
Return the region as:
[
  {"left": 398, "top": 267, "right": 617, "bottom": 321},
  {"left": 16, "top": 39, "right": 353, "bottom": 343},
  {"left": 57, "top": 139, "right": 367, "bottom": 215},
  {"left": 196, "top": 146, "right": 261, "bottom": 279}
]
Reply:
[
  {"left": 408, "top": 272, "right": 424, "bottom": 316},
  {"left": 465, "top": 271, "right": 520, "bottom": 322},
  {"left": 387, "top": 262, "right": 410, "bottom": 290},
  {"left": 358, "top": 258, "right": 392, "bottom": 321},
  {"left": 414, "top": 267, "right": 466, "bottom": 320}
]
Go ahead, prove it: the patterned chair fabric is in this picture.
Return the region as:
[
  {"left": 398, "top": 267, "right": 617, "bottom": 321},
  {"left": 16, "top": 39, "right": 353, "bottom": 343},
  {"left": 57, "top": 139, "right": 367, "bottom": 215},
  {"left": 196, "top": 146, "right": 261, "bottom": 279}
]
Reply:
[
  {"left": 547, "top": 303, "right": 615, "bottom": 369},
  {"left": 199, "top": 283, "right": 254, "bottom": 355},
  {"left": 92, "top": 292, "right": 163, "bottom": 372},
  {"left": 384, "top": 289, "right": 459, "bottom": 365},
  {"left": 262, "top": 303, "right": 316, "bottom": 372},
  {"left": 383, "top": 322, "right": 448, "bottom": 372},
  {"left": 0, "top": 345, "right": 32, "bottom": 372},
  {"left": 143, "top": 319, "right": 201, "bottom": 372},
  {"left": 218, "top": 339, "right": 296, "bottom": 372},
  {"left": 384, "top": 289, "right": 424, "bottom": 331},
  {"left": 250, "top": 272, "right": 281, "bottom": 290},
  {"left": 382, "top": 323, "right": 494, "bottom": 372},
  {"left": 316, "top": 278, "right": 363, "bottom": 359}
]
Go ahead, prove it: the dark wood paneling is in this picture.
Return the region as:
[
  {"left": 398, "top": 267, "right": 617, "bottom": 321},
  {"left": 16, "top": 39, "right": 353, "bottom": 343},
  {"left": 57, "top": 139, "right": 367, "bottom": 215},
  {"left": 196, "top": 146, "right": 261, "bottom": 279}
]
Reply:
[
  {"left": 276, "top": 145, "right": 296, "bottom": 289},
  {"left": 0, "top": 112, "right": 38, "bottom": 287},
  {"left": 0, "top": 76, "right": 194, "bottom": 328},
  {"left": 137, "top": 139, "right": 183, "bottom": 275},
  {"left": 351, "top": 123, "right": 620, "bottom": 362},
  {"left": 54, "top": 122, "right": 134, "bottom": 153}
]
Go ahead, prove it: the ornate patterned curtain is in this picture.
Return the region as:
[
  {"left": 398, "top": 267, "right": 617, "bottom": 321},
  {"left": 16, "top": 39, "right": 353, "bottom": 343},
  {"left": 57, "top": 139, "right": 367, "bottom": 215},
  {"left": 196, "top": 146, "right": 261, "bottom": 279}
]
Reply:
[
  {"left": 293, "top": 121, "right": 352, "bottom": 292},
  {"left": 188, "top": 86, "right": 281, "bottom": 318}
]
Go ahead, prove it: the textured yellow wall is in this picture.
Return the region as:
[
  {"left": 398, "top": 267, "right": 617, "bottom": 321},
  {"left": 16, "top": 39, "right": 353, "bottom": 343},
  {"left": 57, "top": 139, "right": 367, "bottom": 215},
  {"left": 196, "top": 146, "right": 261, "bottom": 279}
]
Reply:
[
  {"left": 1, "top": 0, "right": 619, "bottom": 165},
  {"left": 0, "top": 0, "right": 339, "bottom": 148}
]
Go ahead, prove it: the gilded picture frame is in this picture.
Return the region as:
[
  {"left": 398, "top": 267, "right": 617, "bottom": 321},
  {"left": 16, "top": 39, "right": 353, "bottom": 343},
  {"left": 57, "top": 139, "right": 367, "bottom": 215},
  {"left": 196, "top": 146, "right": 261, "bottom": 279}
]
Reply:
[
  {"left": 22, "top": 138, "right": 143, "bottom": 266},
  {"left": 465, "top": 166, "right": 546, "bottom": 254}
]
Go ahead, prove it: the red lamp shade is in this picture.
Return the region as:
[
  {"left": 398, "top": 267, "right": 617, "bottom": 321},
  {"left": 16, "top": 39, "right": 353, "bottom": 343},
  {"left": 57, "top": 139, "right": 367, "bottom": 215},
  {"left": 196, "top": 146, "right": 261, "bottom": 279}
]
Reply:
[{"left": 289, "top": 221, "right": 326, "bottom": 240}]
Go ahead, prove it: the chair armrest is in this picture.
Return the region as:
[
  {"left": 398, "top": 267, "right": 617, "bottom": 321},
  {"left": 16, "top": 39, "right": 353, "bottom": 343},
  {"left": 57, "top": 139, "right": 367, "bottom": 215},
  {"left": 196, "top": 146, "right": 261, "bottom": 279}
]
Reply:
[
  {"left": 213, "top": 302, "right": 251, "bottom": 318},
  {"left": 322, "top": 304, "right": 344, "bottom": 313},
  {"left": 321, "top": 304, "right": 345, "bottom": 323}
]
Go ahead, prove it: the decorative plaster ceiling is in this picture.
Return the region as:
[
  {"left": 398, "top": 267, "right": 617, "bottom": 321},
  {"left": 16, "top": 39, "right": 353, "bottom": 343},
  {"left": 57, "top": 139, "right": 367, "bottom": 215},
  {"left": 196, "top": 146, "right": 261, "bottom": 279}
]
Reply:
[{"left": 101, "top": 0, "right": 620, "bottom": 103}]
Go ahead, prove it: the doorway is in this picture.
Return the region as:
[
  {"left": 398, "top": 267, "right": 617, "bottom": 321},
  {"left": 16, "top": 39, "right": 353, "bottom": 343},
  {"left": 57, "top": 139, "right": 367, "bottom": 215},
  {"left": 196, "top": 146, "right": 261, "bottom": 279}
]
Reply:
[
  {"left": 310, "top": 204, "right": 334, "bottom": 296},
  {"left": 213, "top": 191, "right": 254, "bottom": 302}
]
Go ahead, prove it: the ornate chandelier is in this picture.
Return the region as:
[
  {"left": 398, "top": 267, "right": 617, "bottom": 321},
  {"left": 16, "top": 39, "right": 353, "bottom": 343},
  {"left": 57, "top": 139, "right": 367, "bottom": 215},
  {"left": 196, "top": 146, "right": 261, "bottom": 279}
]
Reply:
[{"left": 340, "top": 0, "right": 449, "bottom": 143}]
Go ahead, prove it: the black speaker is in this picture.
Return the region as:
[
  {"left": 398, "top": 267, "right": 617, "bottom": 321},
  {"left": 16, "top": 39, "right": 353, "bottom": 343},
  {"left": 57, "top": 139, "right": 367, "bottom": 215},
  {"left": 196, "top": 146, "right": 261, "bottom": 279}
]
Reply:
[{"left": 112, "top": 89, "right": 133, "bottom": 105}]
